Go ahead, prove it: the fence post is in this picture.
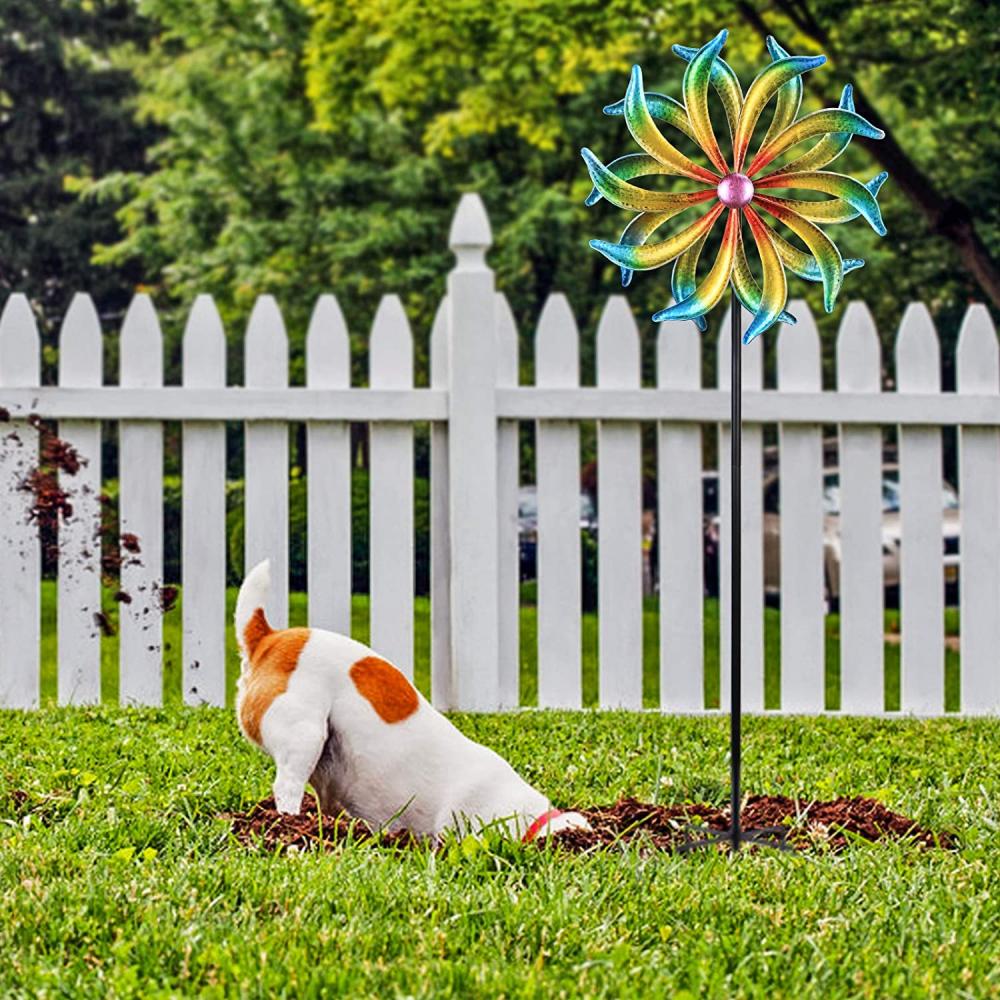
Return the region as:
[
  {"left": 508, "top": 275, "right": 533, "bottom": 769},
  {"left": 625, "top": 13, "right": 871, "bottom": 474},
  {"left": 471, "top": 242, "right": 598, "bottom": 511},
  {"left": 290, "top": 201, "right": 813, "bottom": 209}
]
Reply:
[
  {"left": 896, "top": 303, "right": 944, "bottom": 713},
  {"left": 836, "top": 302, "right": 884, "bottom": 713},
  {"left": 306, "top": 294, "right": 352, "bottom": 637},
  {"left": 244, "top": 296, "right": 289, "bottom": 627},
  {"left": 0, "top": 295, "right": 41, "bottom": 708},
  {"left": 596, "top": 295, "right": 642, "bottom": 709},
  {"left": 182, "top": 295, "right": 227, "bottom": 706},
  {"left": 777, "top": 299, "right": 825, "bottom": 712},
  {"left": 369, "top": 295, "right": 415, "bottom": 677},
  {"left": 717, "top": 305, "right": 764, "bottom": 711},
  {"left": 447, "top": 193, "right": 499, "bottom": 710},
  {"left": 956, "top": 304, "right": 1000, "bottom": 714},
  {"left": 429, "top": 296, "right": 453, "bottom": 708},
  {"left": 657, "top": 313, "right": 703, "bottom": 712},
  {"left": 57, "top": 294, "right": 103, "bottom": 705},
  {"left": 536, "top": 293, "right": 582, "bottom": 708},
  {"left": 119, "top": 294, "right": 164, "bottom": 705},
  {"left": 495, "top": 292, "right": 521, "bottom": 709}
]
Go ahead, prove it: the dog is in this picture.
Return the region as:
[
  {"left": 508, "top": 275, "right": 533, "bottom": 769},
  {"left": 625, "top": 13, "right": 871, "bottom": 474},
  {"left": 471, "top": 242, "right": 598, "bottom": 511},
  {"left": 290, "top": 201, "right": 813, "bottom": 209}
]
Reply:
[{"left": 235, "top": 560, "right": 590, "bottom": 842}]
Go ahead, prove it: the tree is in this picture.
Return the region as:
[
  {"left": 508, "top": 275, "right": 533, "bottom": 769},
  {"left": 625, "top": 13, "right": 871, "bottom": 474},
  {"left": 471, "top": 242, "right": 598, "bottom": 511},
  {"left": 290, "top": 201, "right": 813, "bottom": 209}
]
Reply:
[{"left": 0, "top": 0, "right": 156, "bottom": 369}]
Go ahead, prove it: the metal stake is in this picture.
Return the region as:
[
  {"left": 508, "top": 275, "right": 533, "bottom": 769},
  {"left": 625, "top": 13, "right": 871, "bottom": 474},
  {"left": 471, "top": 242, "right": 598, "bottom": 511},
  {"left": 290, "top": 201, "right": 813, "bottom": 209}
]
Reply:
[{"left": 678, "top": 290, "right": 792, "bottom": 854}]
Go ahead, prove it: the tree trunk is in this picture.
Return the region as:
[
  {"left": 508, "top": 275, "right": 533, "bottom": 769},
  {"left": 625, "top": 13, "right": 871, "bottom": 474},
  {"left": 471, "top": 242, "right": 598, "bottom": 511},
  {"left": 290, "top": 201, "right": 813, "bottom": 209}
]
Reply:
[{"left": 736, "top": 1, "right": 1000, "bottom": 310}]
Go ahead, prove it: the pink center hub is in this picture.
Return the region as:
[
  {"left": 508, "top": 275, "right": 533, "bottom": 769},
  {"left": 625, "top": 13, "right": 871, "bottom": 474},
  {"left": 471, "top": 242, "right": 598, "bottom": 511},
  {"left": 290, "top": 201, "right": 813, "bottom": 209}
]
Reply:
[{"left": 717, "top": 172, "right": 754, "bottom": 208}]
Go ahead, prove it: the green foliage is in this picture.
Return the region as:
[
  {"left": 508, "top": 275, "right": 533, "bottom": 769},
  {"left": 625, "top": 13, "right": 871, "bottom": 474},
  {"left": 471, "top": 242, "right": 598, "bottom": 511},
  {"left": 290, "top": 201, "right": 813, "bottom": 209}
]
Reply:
[
  {"left": 2, "top": 704, "right": 998, "bottom": 996},
  {"left": 225, "top": 472, "right": 431, "bottom": 594},
  {"left": 0, "top": 0, "right": 156, "bottom": 367},
  {"left": 83, "top": 0, "right": 998, "bottom": 399}
]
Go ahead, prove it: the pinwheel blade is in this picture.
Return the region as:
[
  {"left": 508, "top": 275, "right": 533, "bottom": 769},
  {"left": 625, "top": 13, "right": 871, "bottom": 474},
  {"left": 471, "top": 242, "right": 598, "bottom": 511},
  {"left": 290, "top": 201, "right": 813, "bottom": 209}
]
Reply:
[
  {"left": 761, "top": 171, "right": 888, "bottom": 225},
  {"left": 732, "top": 223, "right": 796, "bottom": 332},
  {"left": 623, "top": 65, "right": 721, "bottom": 184},
  {"left": 749, "top": 107, "right": 884, "bottom": 176},
  {"left": 671, "top": 43, "right": 743, "bottom": 141},
  {"left": 603, "top": 92, "right": 698, "bottom": 144},
  {"left": 652, "top": 208, "right": 740, "bottom": 321},
  {"left": 585, "top": 153, "right": 688, "bottom": 206},
  {"left": 756, "top": 170, "right": 887, "bottom": 235},
  {"left": 755, "top": 194, "right": 844, "bottom": 311},
  {"left": 732, "top": 54, "right": 826, "bottom": 172},
  {"left": 590, "top": 202, "right": 725, "bottom": 271},
  {"left": 682, "top": 29, "right": 730, "bottom": 174},
  {"left": 581, "top": 148, "right": 716, "bottom": 213},
  {"left": 671, "top": 229, "right": 713, "bottom": 331},
  {"left": 775, "top": 85, "right": 860, "bottom": 174},
  {"left": 742, "top": 206, "right": 789, "bottom": 342},
  {"left": 757, "top": 37, "right": 803, "bottom": 157}
]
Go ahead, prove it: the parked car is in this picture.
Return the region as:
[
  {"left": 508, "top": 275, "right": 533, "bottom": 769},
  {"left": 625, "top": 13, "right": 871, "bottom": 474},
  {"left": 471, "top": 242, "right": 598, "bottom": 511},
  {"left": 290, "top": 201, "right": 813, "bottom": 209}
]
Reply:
[
  {"left": 703, "top": 467, "right": 961, "bottom": 607},
  {"left": 518, "top": 486, "right": 597, "bottom": 580}
]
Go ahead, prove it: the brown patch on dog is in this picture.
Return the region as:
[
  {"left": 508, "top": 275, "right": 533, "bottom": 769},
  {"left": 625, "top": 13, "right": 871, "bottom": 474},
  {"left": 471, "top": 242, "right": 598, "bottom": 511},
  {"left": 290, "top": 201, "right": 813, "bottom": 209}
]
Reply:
[
  {"left": 243, "top": 607, "right": 272, "bottom": 658},
  {"left": 349, "top": 656, "right": 418, "bottom": 723},
  {"left": 239, "top": 626, "right": 310, "bottom": 745}
]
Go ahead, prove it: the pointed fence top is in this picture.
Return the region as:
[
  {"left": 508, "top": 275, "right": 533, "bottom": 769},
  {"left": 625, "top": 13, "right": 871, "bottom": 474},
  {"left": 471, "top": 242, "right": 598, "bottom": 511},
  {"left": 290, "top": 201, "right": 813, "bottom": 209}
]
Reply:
[
  {"left": 0, "top": 293, "right": 40, "bottom": 386},
  {"left": 370, "top": 294, "right": 412, "bottom": 388},
  {"left": 245, "top": 295, "right": 288, "bottom": 388},
  {"left": 536, "top": 292, "right": 578, "bottom": 387},
  {"left": 896, "top": 301, "right": 940, "bottom": 393},
  {"left": 121, "top": 293, "right": 163, "bottom": 388},
  {"left": 183, "top": 294, "right": 226, "bottom": 389},
  {"left": 449, "top": 193, "right": 492, "bottom": 269},
  {"left": 59, "top": 292, "right": 103, "bottom": 386},
  {"left": 306, "top": 294, "right": 349, "bottom": 389},
  {"left": 597, "top": 295, "right": 639, "bottom": 388},
  {"left": 836, "top": 301, "right": 880, "bottom": 393},
  {"left": 956, "top": 303, "right": 998, "bottom": 393}
]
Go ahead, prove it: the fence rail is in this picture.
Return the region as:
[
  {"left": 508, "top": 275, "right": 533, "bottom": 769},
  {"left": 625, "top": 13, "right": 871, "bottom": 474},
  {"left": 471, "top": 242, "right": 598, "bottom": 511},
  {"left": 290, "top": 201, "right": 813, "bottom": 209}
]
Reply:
[{"left": 1, "top": 193, "right": 998, "bottom": 715}]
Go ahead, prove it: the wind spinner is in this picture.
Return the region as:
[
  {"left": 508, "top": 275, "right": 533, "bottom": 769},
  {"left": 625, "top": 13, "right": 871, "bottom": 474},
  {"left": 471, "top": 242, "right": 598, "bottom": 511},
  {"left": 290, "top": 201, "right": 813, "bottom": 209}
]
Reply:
[{"left": 583, "top": 29, "right": 888, "bottom": 851}]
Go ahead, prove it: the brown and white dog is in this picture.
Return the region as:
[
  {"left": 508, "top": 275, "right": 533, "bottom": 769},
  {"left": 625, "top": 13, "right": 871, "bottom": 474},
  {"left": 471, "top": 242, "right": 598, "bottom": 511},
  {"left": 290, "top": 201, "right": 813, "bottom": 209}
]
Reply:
[{"left": 235, "top": 560, "right": 589, "bottom": 842}]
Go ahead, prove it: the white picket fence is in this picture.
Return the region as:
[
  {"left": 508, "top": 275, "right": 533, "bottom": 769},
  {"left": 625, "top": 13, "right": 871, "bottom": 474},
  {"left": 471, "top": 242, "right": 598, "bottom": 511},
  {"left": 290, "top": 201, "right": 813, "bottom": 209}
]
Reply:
[{"left": 1, "top": 193, "right": 999, "bottom": 715}]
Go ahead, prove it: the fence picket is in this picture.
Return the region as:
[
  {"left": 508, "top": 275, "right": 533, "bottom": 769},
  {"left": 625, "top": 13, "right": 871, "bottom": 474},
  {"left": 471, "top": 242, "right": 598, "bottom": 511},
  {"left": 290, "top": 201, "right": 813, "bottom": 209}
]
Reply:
[
  {"left": 836, "top": 302, "right": 884, "bottom": 712},
  {"left": 56, "top": 294, "right": 103, "bottom": 705},
  {"left": 536, "top": 293, "right": 582, "bottom": 707},
  {"left": 777, "top": 300, "right": 824, "bottom": 712},
  {"left": 956, "top": 304, "right": 1000, "bottom": 714},
  {"left": 717, "top": 305, "right": 764, "bottom": 710},
  {"left": 447, "top": 194, "right": 500, "bottom": 710},
  {"left": 0, "top": 295, "right": 41, "bottom": 708},
  {"left": 657, "top": 315, "right": 703, "bottom": 711},
  {"left": 597, "top": 296, "right": 642, "bottom": 708},
  {"left": 496, "top": 293, "right": 520, "bottom": 709},
  {"left": 369, "top": 295, "right": 414, "bottom": 677},
  {"left": 306, "top": 294, "right": 351, "bottom": 636},
  {"left": 119, "top": 295, "right": 164, "bottom": 705},
  {"left": 896, "top": 303, "right": 944, "bottom": 713},
  {"left": 429, "top": 296, "right": 452, "bottom": 707},
  {"left": 244, "top": 296, "right": 289, "bottom": 627},
  {"left": 182, "top": 295, "right": 227, "bottom": 705}
]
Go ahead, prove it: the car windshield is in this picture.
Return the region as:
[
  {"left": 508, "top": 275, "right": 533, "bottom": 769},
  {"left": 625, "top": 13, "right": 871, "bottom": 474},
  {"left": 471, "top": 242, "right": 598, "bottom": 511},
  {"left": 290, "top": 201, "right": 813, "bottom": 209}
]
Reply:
[{"left": 822, "top": 472, "right": 959, "bottom": 514}]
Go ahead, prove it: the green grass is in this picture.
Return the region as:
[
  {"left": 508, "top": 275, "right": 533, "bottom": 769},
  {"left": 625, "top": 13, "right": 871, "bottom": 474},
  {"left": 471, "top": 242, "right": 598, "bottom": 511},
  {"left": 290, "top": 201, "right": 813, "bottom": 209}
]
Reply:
[
  {"left": 38, "top": 582, "right": 962, "bottom": 712},
  {"left": 1, "top": 708, "right": 997, "bottom": 998}
]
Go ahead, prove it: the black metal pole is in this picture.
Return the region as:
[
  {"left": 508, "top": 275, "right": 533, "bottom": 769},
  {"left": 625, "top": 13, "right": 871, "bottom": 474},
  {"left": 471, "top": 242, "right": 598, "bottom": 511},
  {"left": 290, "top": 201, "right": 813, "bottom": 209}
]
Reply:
[
  {"left": 730, "top": 288, "right": 742, "bottom": 852},
  {"left": 679, "top": 292, "right": 792, "bottom": 855}
]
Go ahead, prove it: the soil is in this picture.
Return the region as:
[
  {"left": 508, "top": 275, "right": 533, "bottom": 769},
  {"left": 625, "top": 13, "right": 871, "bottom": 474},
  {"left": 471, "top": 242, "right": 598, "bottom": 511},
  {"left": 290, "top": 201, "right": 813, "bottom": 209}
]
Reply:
[
  {"left": 3, "top": 414, "right": 173, "bottom": 625},
  {"left": 222, "top": 794, "right": 956, "bottom": 856}
]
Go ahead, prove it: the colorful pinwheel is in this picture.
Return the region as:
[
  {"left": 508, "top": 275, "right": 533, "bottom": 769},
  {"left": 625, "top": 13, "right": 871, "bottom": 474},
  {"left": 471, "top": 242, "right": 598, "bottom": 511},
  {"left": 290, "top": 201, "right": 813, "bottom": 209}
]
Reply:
[{"left": 582, "top": 30, "right": 888, "bottom": 342}]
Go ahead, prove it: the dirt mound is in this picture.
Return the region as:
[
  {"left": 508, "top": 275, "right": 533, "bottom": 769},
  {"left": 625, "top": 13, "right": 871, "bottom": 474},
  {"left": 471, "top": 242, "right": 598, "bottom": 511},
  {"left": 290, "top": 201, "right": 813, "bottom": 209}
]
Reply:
[{"left": 222, "top": 794, "right": 956, "bottom": 855}]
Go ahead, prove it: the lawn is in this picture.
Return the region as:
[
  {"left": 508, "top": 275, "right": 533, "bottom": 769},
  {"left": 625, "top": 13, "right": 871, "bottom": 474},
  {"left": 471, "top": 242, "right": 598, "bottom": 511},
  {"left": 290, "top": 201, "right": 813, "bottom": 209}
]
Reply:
[
  {"left": 1, "top": 708, "right": 997, "bottom": 998},
  {"left": 36, "top": 582, "right": 962, "bottom": 711}
]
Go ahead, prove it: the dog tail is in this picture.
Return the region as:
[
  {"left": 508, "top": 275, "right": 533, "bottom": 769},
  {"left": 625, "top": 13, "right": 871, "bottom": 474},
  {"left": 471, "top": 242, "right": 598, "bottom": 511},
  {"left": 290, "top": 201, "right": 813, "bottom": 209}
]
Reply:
[{"left": 235, "top": 559, "right": 273, "bottom": 659}]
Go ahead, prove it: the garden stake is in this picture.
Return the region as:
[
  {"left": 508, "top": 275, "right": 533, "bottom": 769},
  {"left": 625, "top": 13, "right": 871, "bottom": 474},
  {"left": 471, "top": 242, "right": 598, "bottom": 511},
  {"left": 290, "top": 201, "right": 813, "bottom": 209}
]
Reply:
[{"left": 582, "top": 29, "right": 888, "bottom": 852}]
